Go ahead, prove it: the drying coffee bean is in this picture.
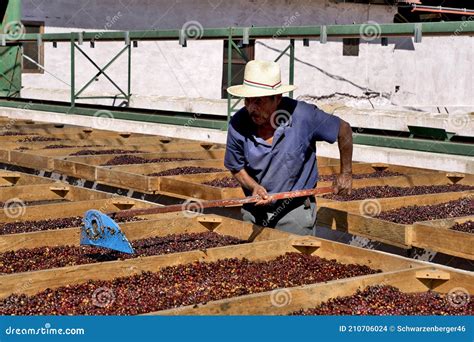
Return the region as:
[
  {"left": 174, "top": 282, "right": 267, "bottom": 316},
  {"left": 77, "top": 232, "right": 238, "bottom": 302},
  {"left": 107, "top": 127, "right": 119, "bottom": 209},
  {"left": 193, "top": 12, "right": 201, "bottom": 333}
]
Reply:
[
  {"left": 375, "top": 198, "right": 473, "bottom": 224},
  {"left": 0, "top": 215, "right": 141, "bottom": 235},
  {"left": 149, "top": 166, "right": 223, "bottom": 177},
  {"left": 44, "top": 144, "right": 106, "bottom": 149},
  {"left": 0, "top": 253, "right": 380, "bottom": 315},
  {"left": 449, "top": 220, "right": 474, "bottom": 234},
  {"left": 102, "top": 155, "right": 196, "bottom": 166},
  {"left": 0, "top": 199, "right": 68, "bottom": 208},
  {"left": 203, "top": 177, "right": 240, "bottom": 188},
  {"left": 70, "top": 149, "right": 145, "bottom": 156},
  {"left": 319, "top": 170, "right": 404, "bottom": 182},
  {"left": 324, "top": 184, "right": 474, "bottom": 201},
  {"left": 0, "top": 132, "right": 31, "bottom": 136},
  {"left": 43, "top": 144, "right": 75, "bottom": 149},
  {"left": 291, "top": 285, "right": 473, "bottom": 315},
  {"left": 0, "top": 232, "right": 245, "bottom": 274},
  {"left": 18, "top": 136, "right": 61, "bottom": 142}
]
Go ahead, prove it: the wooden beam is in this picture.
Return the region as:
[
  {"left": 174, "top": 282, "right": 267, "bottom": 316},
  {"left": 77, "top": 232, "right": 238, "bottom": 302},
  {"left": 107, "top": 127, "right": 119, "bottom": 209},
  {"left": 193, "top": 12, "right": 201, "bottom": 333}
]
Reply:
[
  {"left": 153, "top": 266, "right": 473, "bottom": 315},
  {"left": 0, "top": 236, "right": 426, "bottom": 299}
]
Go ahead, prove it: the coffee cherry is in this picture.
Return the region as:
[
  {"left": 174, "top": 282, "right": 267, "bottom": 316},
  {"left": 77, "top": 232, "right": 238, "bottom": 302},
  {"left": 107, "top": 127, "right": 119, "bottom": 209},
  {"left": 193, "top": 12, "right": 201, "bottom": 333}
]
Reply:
[
  {"left": 376, "top": 199, "right": 473, "bottom": 224},
  {"left": 0, "top": 232, "right": 245, "bottom": 274},
  {"left": 0, "top": 253, "right": 380, "bottom": 315},
  {"left": 291, "top": 285, "right": 473, "bottom": 315},
  {"left": 0, "top": 216, "right": 141, "bottom": 235},
  {"left": 148, "top": 167, "right": 223, "bottom": 177},
  {"left": 203, "top": 177, "right": 240, "bottom": 188},
  {"left": 324, "top": 184, "right": 473, "bottom": 201},
  {"left": 70, "top": 149, "right": 146, "bottom": 156},
  {"left": 450, "top": 220, "right": 474, "bottom": 234},
  {"left": 18, "top": 136, "right": 61, "bottom": 142},
  {"left": 102, "top": 156, "right": 196, "bottom": 166},
  {"left": 319, "top": 170, "right": 403, "bottom": 182}
]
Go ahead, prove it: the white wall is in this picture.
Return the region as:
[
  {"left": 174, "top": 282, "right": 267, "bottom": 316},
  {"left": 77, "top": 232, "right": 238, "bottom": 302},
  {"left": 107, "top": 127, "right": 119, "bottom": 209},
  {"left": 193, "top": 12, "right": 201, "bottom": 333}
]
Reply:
[{"left": 20, "top": 0, "right": 473, "bottom": 113}]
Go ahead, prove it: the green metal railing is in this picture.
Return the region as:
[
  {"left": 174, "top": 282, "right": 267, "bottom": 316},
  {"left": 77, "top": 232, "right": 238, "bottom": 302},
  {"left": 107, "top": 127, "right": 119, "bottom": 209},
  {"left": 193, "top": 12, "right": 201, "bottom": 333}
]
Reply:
[
  {"left": 2, "top": 21, "right": 473, "bottom": 42},
  {"left": 0, "top": 20, "right": 473, "bottom": 155},
  {"left": 0, "top": 0, "right": 22, "bottom": 97}
]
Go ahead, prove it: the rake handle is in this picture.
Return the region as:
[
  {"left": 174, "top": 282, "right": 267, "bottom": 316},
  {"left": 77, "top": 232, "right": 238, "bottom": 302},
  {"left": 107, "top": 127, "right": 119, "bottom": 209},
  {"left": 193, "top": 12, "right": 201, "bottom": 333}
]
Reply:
[{"left": 112, "top": 186, "right": 333, "bottom": 218}]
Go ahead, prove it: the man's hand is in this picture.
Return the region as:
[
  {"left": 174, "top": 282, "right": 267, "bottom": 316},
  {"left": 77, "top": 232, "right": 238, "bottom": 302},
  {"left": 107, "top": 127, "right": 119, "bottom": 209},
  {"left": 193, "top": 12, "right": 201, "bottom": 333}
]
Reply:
[
  {"left": 253, "top": 184, "right": 273, "bottom": 206},
  {"left": 333, "top": 172, "right": 352, "bottom": 195},
  {"left": 232, "top": 169, "right": 273, "bottom": 206}
]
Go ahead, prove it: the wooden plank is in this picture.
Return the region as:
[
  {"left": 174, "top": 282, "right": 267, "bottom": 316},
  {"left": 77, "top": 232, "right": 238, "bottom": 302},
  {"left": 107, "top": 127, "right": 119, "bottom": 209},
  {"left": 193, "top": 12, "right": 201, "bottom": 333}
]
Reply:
[
  {"left": 0, "top": 171, "right": 53, "bottom": 187},
  {"left": 0, "top": 131, "right": 151, "bottom": 142},
  {"left": 317, "top": 190, "right": 473, "bottom": 213},
  {"left": 0, "top": 136, "right": 190, "bottom": 150},
  {"left": 153, "top": 162, "right": 444, "bottom": 201},
  {"left": 6, "top": 142, "right": 223, "bottom": 171},
  {"left": 107, "top": 159, "right": 225, "bottom": 173},
  {"left": 0, "top": 132, "right": 178, "bottom": 143},
  {"left": 12, "top": 144, "right": 167, "bottom": 157},
  {"left": 152, "top": 155, "right": 341, "bottom": 200},
  {"left": 54, "top": 149, "right": 225, "bottom": 180},
  {"left": 0, "top": 215, "right": 290, "bottom": 252},
  {"left": 318, "top": 163, "right": 440, "bottom": 176},
  {"left": 415, "top": 269, "right": 451, "bottom": 280},
  {"left": 317, "top": 206, "right": 410, "bottom": 247},
  {"left": 1, "top": 125, "right": 149, "bottom": 137},
  {"left": 316, "top": 192, "right": 473, "bottom": 248},
  {"left": 0, "top": 183, "right": 111, "bottom": 202},
  {"left": 413, "top": 216, "right": 474, "bottom": 260},
  {"left": 97, "top": 159, "right": 226, "bottom": 193},
  {"left": 154, "top": 266, "right": 474, "bottom": 315},
  {"left": 0, "top": 236, "right": 426, "bottom": 299},
  {"left": 317, "top": 173, "right": 474, "bottom": 207},
  {"left": 0, "top": 198, "right": 157, "bottom": 223}
]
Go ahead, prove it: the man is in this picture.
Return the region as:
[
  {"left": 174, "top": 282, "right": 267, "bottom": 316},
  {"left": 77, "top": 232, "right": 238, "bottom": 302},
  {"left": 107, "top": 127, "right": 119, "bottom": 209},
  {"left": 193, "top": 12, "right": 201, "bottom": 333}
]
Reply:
[{"left": 224, "top": 60, "right": 353, "bottom": 236}]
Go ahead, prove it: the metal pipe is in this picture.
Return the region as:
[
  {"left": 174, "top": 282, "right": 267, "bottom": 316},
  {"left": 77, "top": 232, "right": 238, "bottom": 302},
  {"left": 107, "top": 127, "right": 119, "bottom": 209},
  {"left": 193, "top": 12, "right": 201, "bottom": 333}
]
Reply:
[
  {"left": 127, "top": 42, "right": 131, "bottom": 106},
  {"left": 226, "top": 29, "right": 233, "bottom": 128},
  {"left": 70, "top": 34, "right": 75, "bottom": 107},
  {"left": 411, "top": 5, "right": 474, "bottom": 16},
  {"left": 289, "top": 39, "right": 295, "bottom": 99},
  {"left": 22, "top": 54, "right": 71, "bottom": 86}
]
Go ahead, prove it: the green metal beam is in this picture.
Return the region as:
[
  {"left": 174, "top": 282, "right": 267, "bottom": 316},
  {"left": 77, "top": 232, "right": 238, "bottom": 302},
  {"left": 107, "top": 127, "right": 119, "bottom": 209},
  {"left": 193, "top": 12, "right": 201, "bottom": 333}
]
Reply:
[
  {"left": 289, "top": 39, "right": 295, "bottom": 99},
  {"left": 2, "top": 21, "right": 473, "bottom": 43},
  {"left": 353, "top": 133, "right": 473, "bottom": 156},
  {"left": 226, "top": 30, "right": 233, "bottom": 128},
  {"left": 0, "top": 0, "right": 22, "bottom": 97},
  {"left": 0, "top": 99, "right": 228, "bottom": 130}
]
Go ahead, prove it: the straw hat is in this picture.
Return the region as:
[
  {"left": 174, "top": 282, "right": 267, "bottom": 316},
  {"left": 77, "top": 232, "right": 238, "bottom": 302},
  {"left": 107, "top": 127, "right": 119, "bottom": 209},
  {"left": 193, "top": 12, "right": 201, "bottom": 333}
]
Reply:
[{"left": 227, "top": 60, "right": 296, "bottom": 98}]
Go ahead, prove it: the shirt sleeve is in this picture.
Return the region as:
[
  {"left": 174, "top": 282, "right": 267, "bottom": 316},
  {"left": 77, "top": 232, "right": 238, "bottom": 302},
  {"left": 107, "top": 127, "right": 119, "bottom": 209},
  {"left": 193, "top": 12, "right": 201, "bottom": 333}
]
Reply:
[
  {"left": 224, "top": 119, "right": 246, "bottom": 172},
  {"left": 309, "top": 106, "right": 341, "bottom": 144}
]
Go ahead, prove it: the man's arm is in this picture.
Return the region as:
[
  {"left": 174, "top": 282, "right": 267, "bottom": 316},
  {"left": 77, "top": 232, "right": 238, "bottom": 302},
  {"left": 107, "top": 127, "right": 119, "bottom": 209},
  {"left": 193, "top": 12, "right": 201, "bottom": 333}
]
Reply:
[
  {"left": 334, "top": 119, "right": 353, "bottom": 195},
  {"left": 232, "top": 169, "right": 272, "bottom": 206}
]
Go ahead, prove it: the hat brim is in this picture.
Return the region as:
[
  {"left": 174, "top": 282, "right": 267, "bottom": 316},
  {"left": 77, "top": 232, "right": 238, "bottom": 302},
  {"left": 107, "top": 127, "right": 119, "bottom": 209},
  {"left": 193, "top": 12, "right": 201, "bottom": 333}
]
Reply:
[{"left": 227, "top": 84, "right": 296, "bottom": 98}]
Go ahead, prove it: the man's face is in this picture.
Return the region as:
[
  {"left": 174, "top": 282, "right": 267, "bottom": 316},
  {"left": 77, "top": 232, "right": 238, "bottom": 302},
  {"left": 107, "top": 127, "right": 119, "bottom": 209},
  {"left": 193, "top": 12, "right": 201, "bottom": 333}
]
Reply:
[{"left": 245, "top": 95, "right": 281, "bottom": 126}]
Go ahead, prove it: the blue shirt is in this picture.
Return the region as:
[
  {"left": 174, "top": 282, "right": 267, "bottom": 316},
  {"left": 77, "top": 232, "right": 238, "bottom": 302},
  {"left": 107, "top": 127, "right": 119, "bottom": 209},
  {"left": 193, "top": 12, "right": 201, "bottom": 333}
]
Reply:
[{"left": 224, "top": 97, "right": 341, "bottom": 196}]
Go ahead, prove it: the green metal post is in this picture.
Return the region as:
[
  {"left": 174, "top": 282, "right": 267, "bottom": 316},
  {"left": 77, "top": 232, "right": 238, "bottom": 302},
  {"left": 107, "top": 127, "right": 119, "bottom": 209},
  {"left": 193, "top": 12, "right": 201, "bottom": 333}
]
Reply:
[
  {"left": 289, "top": 39, "right": 295, "bottom": 99},
  {"left": 0, "top": 0, "right": 22, "bottom": 97},
  {"left": 226, "top": 29, "right": 233, "bottom": 128},
  {"left": 127, "top": 42, "right": 131, "bottom": 106},
  {"left": 70, "top": 34, "right": 75, "bottom": 107}
]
